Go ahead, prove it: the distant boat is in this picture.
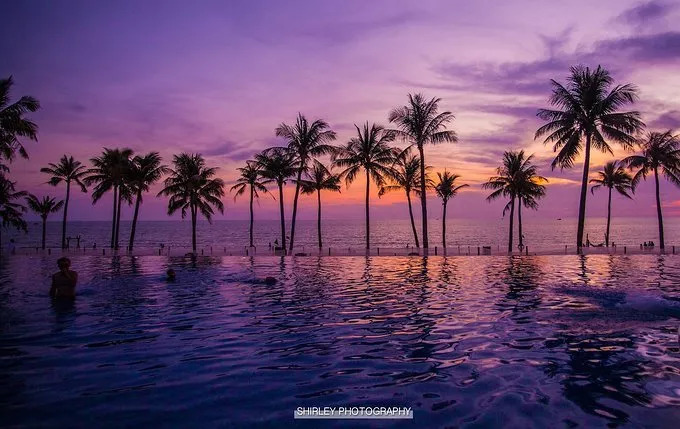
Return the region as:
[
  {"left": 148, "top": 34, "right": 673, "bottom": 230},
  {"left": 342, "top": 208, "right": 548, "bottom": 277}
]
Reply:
[{"left": 557, "top": 218, "right": 562, "bottom": 221}]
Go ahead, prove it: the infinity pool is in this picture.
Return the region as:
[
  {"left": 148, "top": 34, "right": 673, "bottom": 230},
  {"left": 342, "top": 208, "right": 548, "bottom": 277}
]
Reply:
[{"left": 1, "top": 255, "right": 679, "bottom": 427}]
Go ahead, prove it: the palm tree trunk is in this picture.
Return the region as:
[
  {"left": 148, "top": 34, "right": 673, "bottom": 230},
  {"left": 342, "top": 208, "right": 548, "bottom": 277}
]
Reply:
[
  {"left": 61, "top": 181, "right": 70, "bottom": 249},
  {"left": 365, "top": 169, "right": 370, "bottom": 250},
  {"left": 605, "top": 187, "right": 612, "bottom": 247},
  {"left": 42, "top": 216, "right": 47, "bottom": 250},
  {"left": 442, "top": 201, "right": 447, "bottom": 249},
  {"left": 114, "top": 190, "right": 123, "bottom": 249},
  {"left": 129, "top": 190, "right": 142, "bottom": 251},
  {"left": 289, "top": 169, "right": 303, "bottom": 253},
  {"left": 418, "top": 143, "right": 428, "bottom": 250},
  {"left": 576, "top": 134, "right": 592, "bottom": 251},
  {"left": 110, "top": 185, "right": 118, "bottom": 248},
  {"left": 406, "top": 191, "right": 420, "bottom": 248},
  {"left": 508, "top": 197, "right": 515, "bottom": 253},
  {"left": 654, "top": 167, "right": 665, "bottom": 250},
  {"left": 249, "top": 185, "right": 254, "bottom": 247},
  {"left": 191, "top": 203, "right": 197, "bottom": 253},
  {"left": 317, "top": 189, "right": 322, "bottom": 249},
  {"left": 518, "top": 197, "right": 523, "bottom": 248},
  {"left": 278, "top": 182, "right": 286, "bottom": 252}
]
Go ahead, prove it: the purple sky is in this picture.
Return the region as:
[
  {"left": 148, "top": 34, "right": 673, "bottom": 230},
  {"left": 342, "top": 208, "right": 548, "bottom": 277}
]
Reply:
[{"left": 2, "top": 0, "right": 680, "bottom": 222}]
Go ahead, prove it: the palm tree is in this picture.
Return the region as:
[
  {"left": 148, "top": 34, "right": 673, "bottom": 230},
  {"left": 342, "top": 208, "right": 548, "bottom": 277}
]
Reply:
[
  {"left": 389, "top": 93, "right": 458, "bottom": 250},
  {"left": 158, "top": 153, "right": 225, "bottom": 253},
  {"left": 483, "top": 151, "right": 545, "bottom": 253},
  {"left": 298, "top": 160, "right": 341, "bottom": 249},
  {"left": 40, "top": 155, "right": 88, "bottom": 248},
  {"left": 275, "top": 114, "right": 336, "bottom": 253},
  {"left": 231, "top": 161, "right": 270, "bottom": 248},
  {"left": 255, "top": 147, "right": 297, "bottom": 252},
  {"left": 535, "top": 65, "right": 644, "bottom": 250},
  {"left": 86, "top": 148, "right": 134, "bottom": 249},
  {"left": 333, "top": 123, "right": 396, "bottom": 250},
  {"left": 380, "top": 152, "right": 430, "bottom": 248},
  {"left": 126, "top": 152, "right": 169, "bottom": 251},
  {"left": 0, "top": 76, "right": 40, "bottom": 163},
  {"left": 25, "top": 194, "right": 64, "bottom": 249},
  {"left": 0, "top": 176, "right": 27, "bottom": 250},
  {"left": 434, "top": 170, "right": 468, "bottom": 249},
  {"left": 621, "top": 131, "right": 680, "bottom": 250},
  {"left": 589, "top": 161, "right": 633, "bottom": 247}
]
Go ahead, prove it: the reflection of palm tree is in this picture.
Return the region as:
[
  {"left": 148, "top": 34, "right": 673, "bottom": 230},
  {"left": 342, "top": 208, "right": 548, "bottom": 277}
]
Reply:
[
  {"left": 535, "top": 65, "right": 643, "bottom": 250},
  {"left": 25, "top": 194, "right": 63, "bottom": 249},
  {"left": 231, "top": 161, "right": 270, "bottom": 248},
  {"left": 86, "top": 148, "right": 134, "bottom": 249},
  {"left": 276, "top": 114, "right": 336, "bottom": 253},
  {"left": 483, "top": 151, "right": 545, "bottom": 252},
  {"left": 40, "top": 155, "right": 89, "bottom": 248},
  {"left": 126, "top": 152, "right": 169, "bottom": 250},
  {"left": 380, "top": 152, "right": 429, "bottom": 248},
  {"left": 433, "top": 170, "right": 468, "bottom": 249},
  {"left": 256, "top": 147, "right": 297, "bottom": 252},
  {"left": 157, "top": 153, "right": 225, "bottom": 253},
  {"left": 0, "top": 76, "right": 40, "bottom": 163},
  {"left": 622, "top": 131, "right": 680, "bottom": 250},
  {"left": 333, "top": 123, "right": 396, "bottom": 250},
  {"left": 589, "top": 161, "right": 633, "bottom": 247},
  {"left": 298, "top": 160, "right": 340, "bottom": 249},
  {"left": 389, "top": 94, "right": 458, "bottom": 250},
  {"left": 0, "top": 176, "right": 27, "bottom": 248}
]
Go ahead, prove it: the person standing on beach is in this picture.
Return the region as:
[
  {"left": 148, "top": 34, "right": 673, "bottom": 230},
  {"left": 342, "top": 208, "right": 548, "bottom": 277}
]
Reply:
[{"left": 49, "top": 257, "right": 78, "bottom": 298}]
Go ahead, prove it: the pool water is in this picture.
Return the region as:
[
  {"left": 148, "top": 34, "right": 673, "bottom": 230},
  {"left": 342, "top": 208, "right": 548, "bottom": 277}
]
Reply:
[{"left": 1, "top": 255, "right": 679, "bottom": 428}]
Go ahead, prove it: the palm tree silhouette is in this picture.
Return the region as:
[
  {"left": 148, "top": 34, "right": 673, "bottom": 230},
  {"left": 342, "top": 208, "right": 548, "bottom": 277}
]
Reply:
[
  {"left": 126, "top": 152, "right": 169, "bottom": 251},
  {"left": 334, "top": 123, "right": 396, "bottom": 250},
  {"left": 434, "top": 170, "right": 468, "bottom": 249},
  {"left": 0, "top": 76, "right": 40, "bottom": 163},
  {"left": 535, "top": 65, "right": 643, "bottom": 251},
  {"left": 40, "top": 155, "right": 89, "bottom": 248},
  {"left": 589, "top": 161, "right": 633, "bottom": 247},
  {"left": 255, "top": 147, "right": 297, "bottom": 252},
  {"left": 484, "top": 151, "right": 545, "bottom": 253},
  {"left": 231, "top": 160, "right": 270, "bottom": 248},
  {"left": 158, "top": 153, "right": 225, "bottom": 253},
  {"left": 25, "top": 194, "right": 64, "bottom": 249},
  {"left": 298, "top": 160, "right": 341, "bottom": 249},
  {"left": 389, "top": 93, "right": 458, "bottom": 251},
  {"left": 380, "top": 152, "right": 430, "bottom": 248},
  {"left": 86, "top": 148, "right": 134, "bottom": 249},
  {"left": 0, "top": 176, "right": 27, "bottom": 249},
  {"left": 275, "top": 114, "right": 336, "bottom": 253},
  {"left": 622, "top": 131, "right": 680, "bottom": 250}
]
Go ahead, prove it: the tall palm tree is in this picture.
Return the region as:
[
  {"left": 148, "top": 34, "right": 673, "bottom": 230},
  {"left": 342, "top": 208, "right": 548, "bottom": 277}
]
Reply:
[
  {"left": 86, "top": 148, "right": 134, "bottom": 249},
  {"left": 0, "top": 176, "right": 27, "bottom": 249},
  {"left": 158, "top": 153, "right": 225, "bottom": 253},
  {"left": 126, "top": 152, "right": 169, "bottom": 251},
  {"left": 535, "top": 65, "right": 643, "bottom": 250},
  {"left": 389, "top": 93, "right": 458, "bottom": 250},
  {"left": 622, "top": 131, "right": 680, "bottom": 250},
  {"left": 434, "top": 170, "right": 468, "bottom": 249},
  {"left": 40, "top": 155, "right": 88, "bottom": 248},
  {"left": 255, "top": 147, "right": 297, "bottom": 252},
  {"left": 380, "top": 152, "right": 430, "bottom": 248},
  {"left": 275, "top": 114, "right": 336, "bottom": 253},
  {"left": 333, "top": 123, "right": 396, "bottom": 250},
  {"left": 25, "top": 194, "right": 64, "bottom": 249},
  {"left": 231, "top": 160, "right": 270, "bottom": 248},
  {"left": 298, "top": 160, "right": 341, "bottom": 249},
  {"left": 589, "top": 161, "right": 633, "bottom": 247},
  {"left": 483, "top": 151, "right": 545, "bottom": 253},
  {"left": 0, "top": 76, "right": 40, "bottom": 163}
]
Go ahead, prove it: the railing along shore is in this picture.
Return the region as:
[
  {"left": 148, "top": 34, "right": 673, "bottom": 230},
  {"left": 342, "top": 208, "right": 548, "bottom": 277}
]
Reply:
[{"left": 3, "top": 243, "right": 680, "bottom": 257}]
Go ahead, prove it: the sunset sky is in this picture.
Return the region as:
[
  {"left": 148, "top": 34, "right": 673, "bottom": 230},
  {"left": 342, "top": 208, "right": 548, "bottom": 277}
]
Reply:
[{"left": 2, "top": 0, "right": 680, "bottom": 222}]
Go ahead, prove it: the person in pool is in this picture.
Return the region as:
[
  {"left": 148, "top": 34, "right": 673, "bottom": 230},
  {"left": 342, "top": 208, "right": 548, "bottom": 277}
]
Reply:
[
  {"left": 166, "top": 269, "right": 176, "bottom": 281},
  {"left": 49, "top": 257, "right": 78, "bottom": 299}
]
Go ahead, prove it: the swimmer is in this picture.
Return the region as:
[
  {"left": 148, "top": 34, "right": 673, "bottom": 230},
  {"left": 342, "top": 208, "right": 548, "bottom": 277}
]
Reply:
[
  {"left": 49, "top": 257, "right": 78, "bottom": 298},
  {"left": 166, "top": 269, "right": 176, "bottom": 281},
  {"left": 264, "top": 276, "right": 277, "bottom": 285}
]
